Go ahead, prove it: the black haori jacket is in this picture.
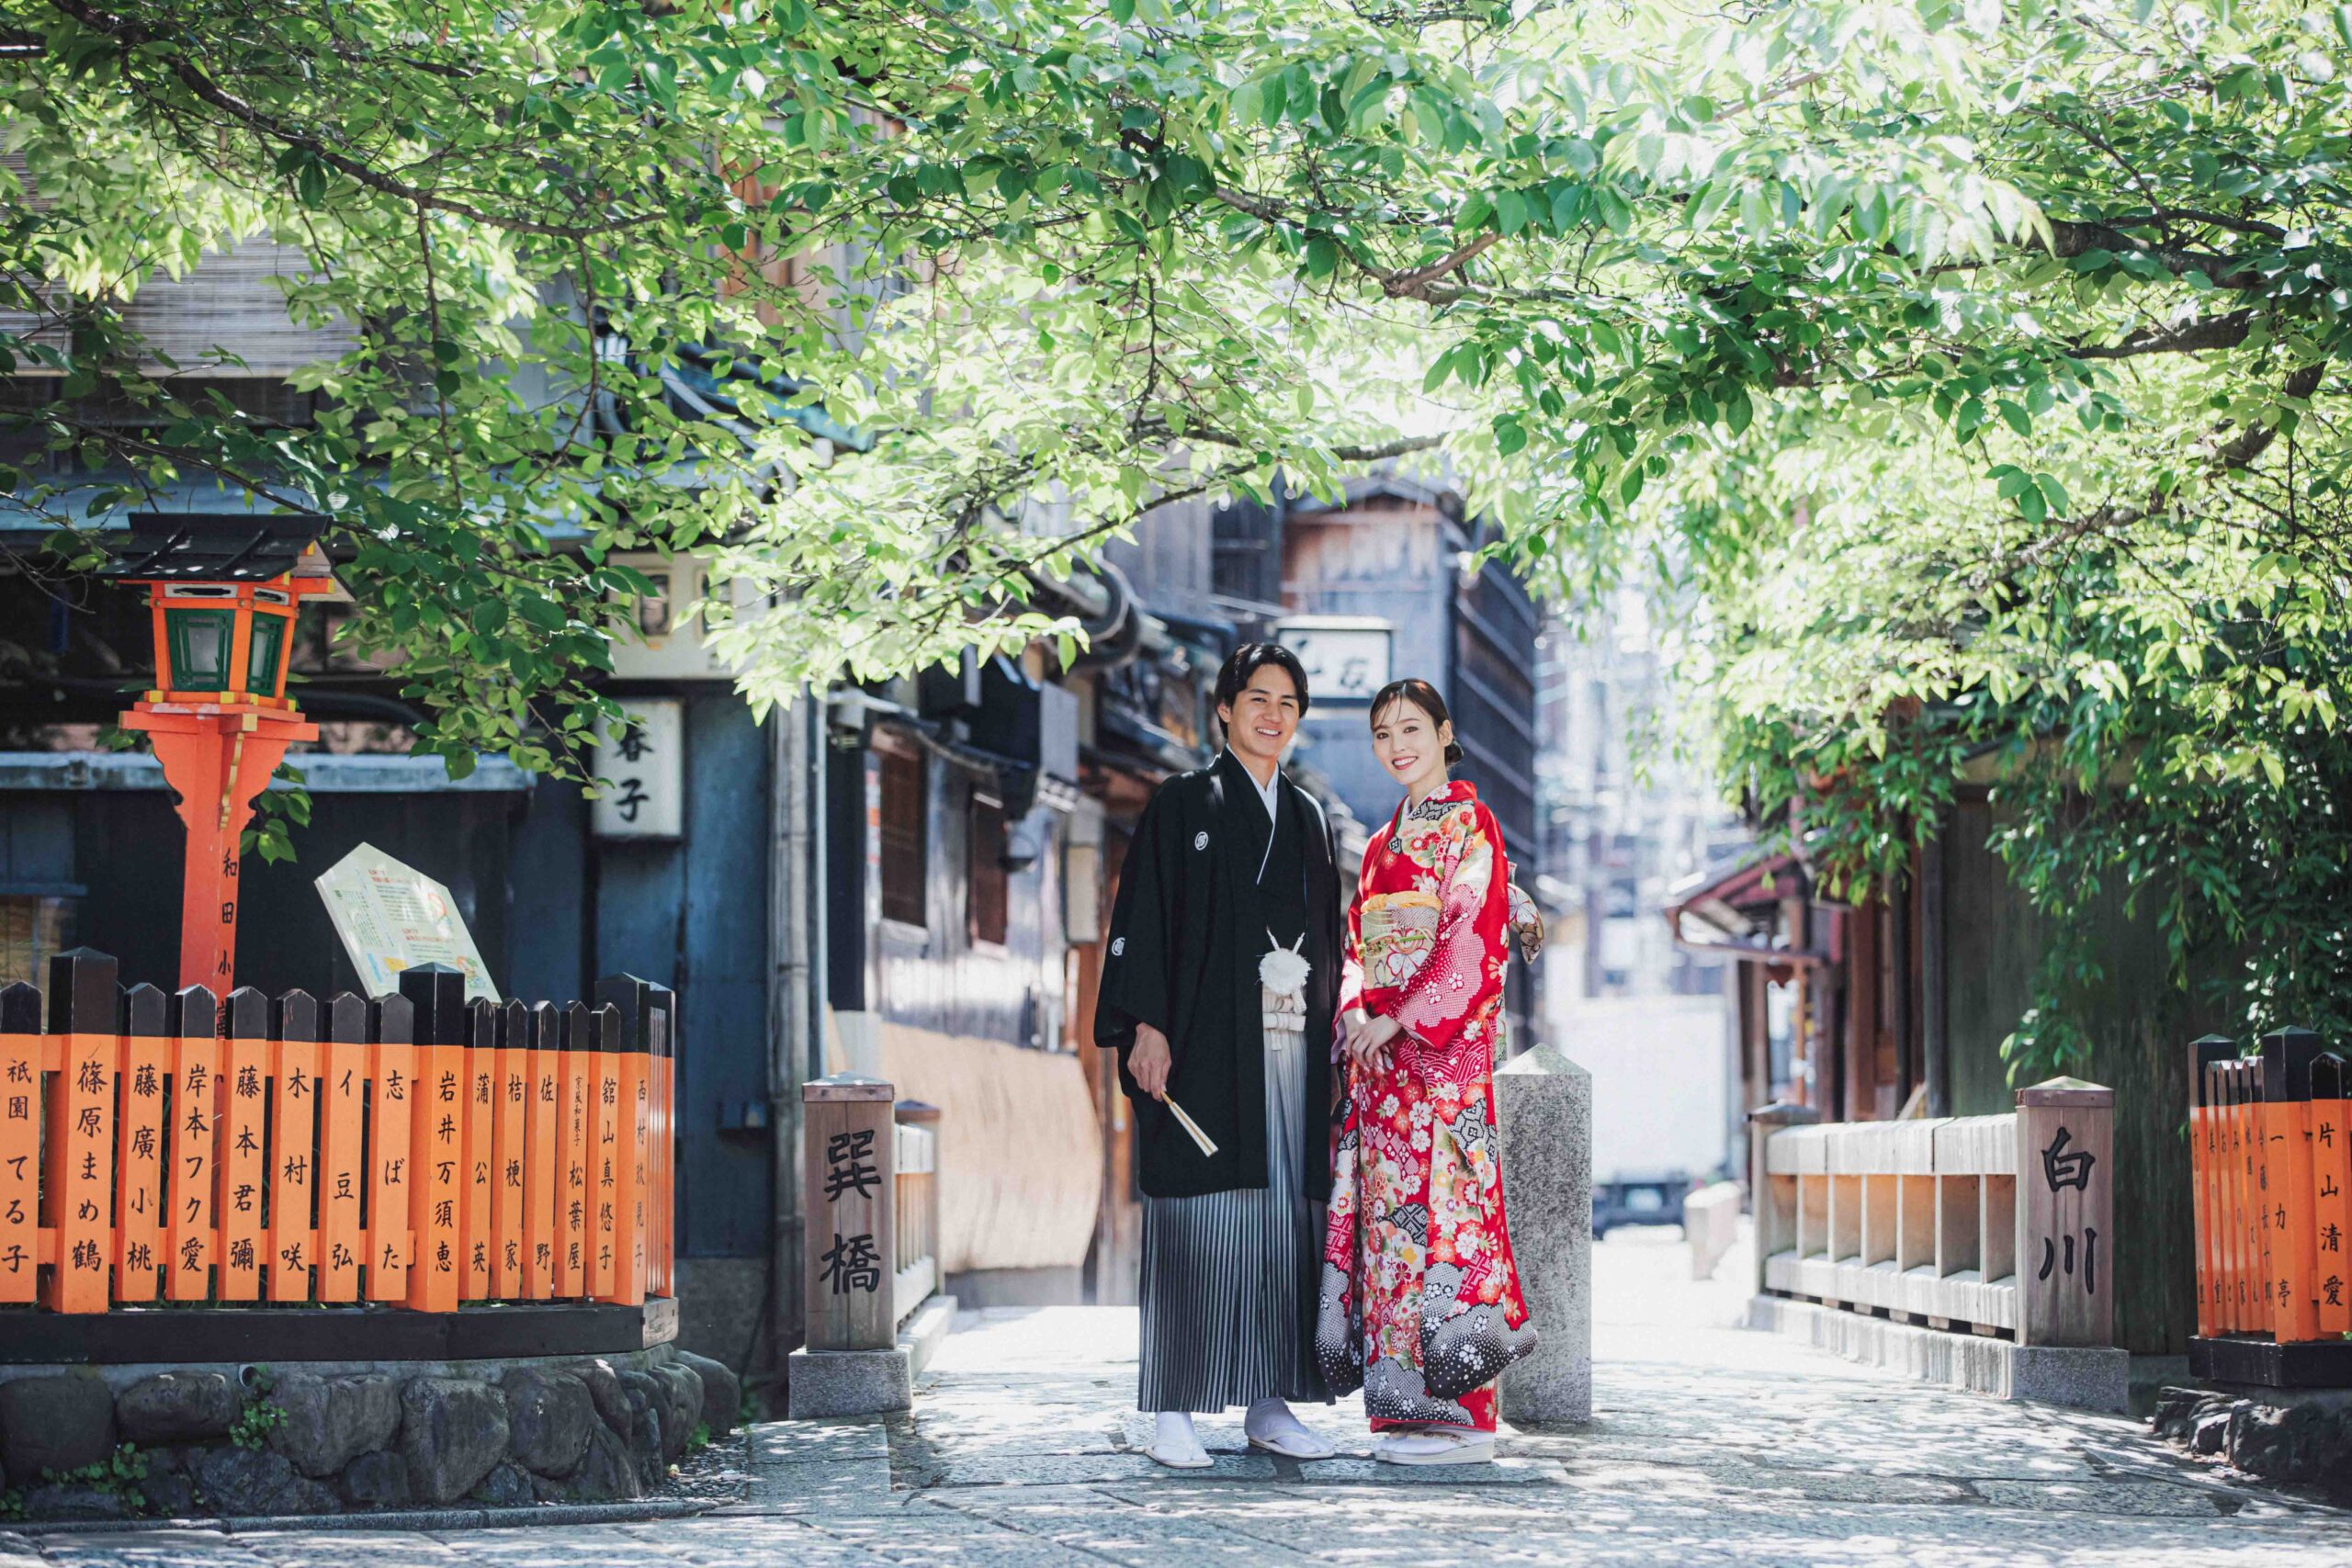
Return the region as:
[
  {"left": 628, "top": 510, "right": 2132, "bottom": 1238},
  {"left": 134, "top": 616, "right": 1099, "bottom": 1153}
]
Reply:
[{"left": 1094, "top": 752, "right": 1342, "bottom": 1201}]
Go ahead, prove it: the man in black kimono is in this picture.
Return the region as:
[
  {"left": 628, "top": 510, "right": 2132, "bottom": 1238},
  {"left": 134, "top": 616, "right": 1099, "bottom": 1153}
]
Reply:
[{"left": 1095, "top": 642, "right": 1344, "bottom": 1467}]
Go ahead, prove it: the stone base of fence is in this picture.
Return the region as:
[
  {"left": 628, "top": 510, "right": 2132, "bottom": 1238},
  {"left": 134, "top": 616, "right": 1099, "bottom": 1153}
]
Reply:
[
  {"left": 0, "top": 1301, "right": 675, "bottom": 1367},
  {"left": 786, "top": 1293, "right": 957, "bottom": 1419},
  {"left": 1747, "top": 1294, "right": 2128, "bottom": 1411},
  {"left": 2189, "top": 1334, "right": 2352, "bottom": 1390},
  {"left": 0, "top": 1343, "right": 741, "bottom": 1520}
]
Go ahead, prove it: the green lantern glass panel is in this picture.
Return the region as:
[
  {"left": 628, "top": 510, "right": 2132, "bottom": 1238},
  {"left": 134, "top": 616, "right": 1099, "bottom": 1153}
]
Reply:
[
  {"left": 244, "top": 615, "right": 287, "bottom": 696},
  {"left": 164, "top": 608, "right": 237, "bottom": 690}
]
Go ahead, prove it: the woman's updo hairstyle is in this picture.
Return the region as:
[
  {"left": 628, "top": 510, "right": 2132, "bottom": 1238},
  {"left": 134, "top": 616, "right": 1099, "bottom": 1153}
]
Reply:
[{"left": 1368, "top": 678, "right": 1464, "bottom": 766}]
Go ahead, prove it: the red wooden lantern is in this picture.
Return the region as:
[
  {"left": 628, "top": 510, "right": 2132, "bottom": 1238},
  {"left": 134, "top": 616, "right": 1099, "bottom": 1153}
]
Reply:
[{"left": 104, "top": 516, "right": 350, "bottom": 994}]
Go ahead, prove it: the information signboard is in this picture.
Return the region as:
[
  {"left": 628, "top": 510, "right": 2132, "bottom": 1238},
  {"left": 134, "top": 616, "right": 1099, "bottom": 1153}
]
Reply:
[{"left": 314, "top": 841, "right": 501, "bottom": 1002}]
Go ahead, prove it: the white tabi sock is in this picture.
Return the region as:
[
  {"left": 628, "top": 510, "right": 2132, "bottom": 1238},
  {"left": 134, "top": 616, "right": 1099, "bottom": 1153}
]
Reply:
[
  {"left": 1245, "top": 1398, "right": 1337, "bottom": 1459},
  {"left": 1150, "top": 1411, "right": 1208, "bottom": 1466}
]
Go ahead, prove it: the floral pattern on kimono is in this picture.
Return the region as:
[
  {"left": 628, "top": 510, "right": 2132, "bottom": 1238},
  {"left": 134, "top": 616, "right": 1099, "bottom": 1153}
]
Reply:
[{"left": 1316, "top": 780, "right": 1537, "bottom": 1432}]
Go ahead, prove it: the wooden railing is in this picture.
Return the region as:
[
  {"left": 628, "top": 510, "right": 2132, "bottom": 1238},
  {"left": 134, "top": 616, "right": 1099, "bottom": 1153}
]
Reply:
[
  {"left": 0, "top": 949, "right": 673, "bottom": 1314},
  {"left": 2188, "top": 1032, "right": 2351, "bottom": 1349},
  {"left": 893, "top": 1100, "right": 940, "bottom": 1326},
  {"left": 1749, "top": 1077, "right": 2115, "bottom": 1348}
]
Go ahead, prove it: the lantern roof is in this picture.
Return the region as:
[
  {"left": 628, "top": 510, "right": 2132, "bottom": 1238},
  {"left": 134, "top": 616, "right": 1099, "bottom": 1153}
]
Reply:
[
  {"left": 96, "top": 513, "right": 329, "bottom": 582},
  {"left": 96, "top": 513, "right": 352, "bottom": 603}
]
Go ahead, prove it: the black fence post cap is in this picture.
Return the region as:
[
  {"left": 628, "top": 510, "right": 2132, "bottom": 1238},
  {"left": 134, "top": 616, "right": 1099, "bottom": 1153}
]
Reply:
[
  {"left": 399, "top": 964, "right": 469, "bottom": 1046},
  {"left": 594, "top": 975, "right": 673, "bottom": 1057},
  {"left": 2313, "top": 1051, "right": 2348, "bottom": 1102},
  {"left": 0, "top": 982, "right": 41, "bottom": 1033},
  {"left": 47, "top": 949, "right": 119, "bottom": 1033},
  {"left": 2262, "top": 1026, "right": 2324, "bottom": 1102},
  {"left": 169, "top": 986, "right": 218, "bottom": 1038},
  {"left": 121, "top": 983, "right": 168, "bottom": 1039}
]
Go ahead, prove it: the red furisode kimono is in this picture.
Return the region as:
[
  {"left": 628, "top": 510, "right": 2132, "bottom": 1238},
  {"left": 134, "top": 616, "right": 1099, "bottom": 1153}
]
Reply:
[{"left": 1316, "top": 778, "right": 1537, "bottom": 1432}]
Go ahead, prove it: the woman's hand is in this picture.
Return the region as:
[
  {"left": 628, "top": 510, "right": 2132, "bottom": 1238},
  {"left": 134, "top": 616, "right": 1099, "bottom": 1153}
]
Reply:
[
  {"left": 1343, "top": 1010, "right": 1401, "bottom": 1076},
  {"left": 1129, "top": 1022, "right": 1173, "bottom": 1101}
]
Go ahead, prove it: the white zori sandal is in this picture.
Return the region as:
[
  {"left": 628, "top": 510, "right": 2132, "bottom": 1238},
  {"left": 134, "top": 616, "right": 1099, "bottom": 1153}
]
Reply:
[
  {"left": 1243, "top": 1398, "right": 1337, "bottom": 1460},
  {"left": 1374, "top": 1428, "right": 1496, "bottom": 1465},
  {"left": 1144, "top": 1412, "right": 1215, "bottom": 1470}
]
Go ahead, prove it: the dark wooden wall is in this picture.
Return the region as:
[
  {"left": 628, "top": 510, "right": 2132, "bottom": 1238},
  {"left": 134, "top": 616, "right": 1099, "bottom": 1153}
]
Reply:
[
  {"left": 1943, "top": 795, "right": 2221, "bottom": 1355},
  {"left": 27, "top": 784, "right": 519, "bottom": 1001},
  {"left": 583, "top": 694, "right": 774, "bottom": 1261}
]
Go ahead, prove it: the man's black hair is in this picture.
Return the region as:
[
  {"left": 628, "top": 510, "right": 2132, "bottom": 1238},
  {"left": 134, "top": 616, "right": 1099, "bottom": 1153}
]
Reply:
[{"left": 1214, "top": 642, "right": 1310, "bottom": 717}]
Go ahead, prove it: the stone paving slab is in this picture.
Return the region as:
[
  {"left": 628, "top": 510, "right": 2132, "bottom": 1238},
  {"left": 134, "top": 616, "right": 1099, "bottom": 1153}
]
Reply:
[
  {"left": 748, "top": 1421, "right": 894, "bottom": 1467},
  {"left": 13, "top": 1230, "right": 2352, "bottom": 1565}
]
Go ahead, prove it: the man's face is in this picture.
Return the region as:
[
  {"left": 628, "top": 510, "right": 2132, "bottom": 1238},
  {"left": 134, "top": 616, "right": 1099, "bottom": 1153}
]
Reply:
[{"left": 1219, "top": 663, "right": 1303, "bottom": 769}]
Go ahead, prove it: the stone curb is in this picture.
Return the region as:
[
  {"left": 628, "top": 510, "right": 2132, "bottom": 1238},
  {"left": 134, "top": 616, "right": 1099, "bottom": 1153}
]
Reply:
[{"left": 12, "top": 1496, "right": 722, "bottom": 1536}]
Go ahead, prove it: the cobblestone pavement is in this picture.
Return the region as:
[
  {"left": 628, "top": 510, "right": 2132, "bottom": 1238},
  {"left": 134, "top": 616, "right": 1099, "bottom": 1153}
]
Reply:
[{"left": 8, "top": 1230, "right": 2350, "bottom": 1565}]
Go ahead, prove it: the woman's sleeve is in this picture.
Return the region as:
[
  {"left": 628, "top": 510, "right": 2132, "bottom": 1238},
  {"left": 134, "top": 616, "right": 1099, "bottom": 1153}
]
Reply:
[
  {"left": 1388, "top": 805, "right": 1510, "bottom": 1087},
  {"left": 1335, "top": 871, "right": 1368, "bottom": 1060}
]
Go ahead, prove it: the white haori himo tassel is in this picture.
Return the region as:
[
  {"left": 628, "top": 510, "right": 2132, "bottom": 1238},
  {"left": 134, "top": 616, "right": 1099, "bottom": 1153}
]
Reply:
[{"left": 1260, "top": 930, "right": 1309, "bottom": 1036}]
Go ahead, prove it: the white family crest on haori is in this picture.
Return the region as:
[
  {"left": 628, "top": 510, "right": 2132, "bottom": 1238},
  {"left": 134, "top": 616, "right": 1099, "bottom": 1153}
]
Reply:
[{"left": 1194, "top": 831, "right": 1210, "bottom": 852}]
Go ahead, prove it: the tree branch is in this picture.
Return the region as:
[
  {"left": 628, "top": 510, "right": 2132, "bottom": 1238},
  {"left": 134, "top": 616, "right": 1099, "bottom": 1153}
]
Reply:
[
  {"left": 42, "top": 0, "right": 667, "bottom": 240},
  {"left": 2041, "top": 218, "right": 2265, "bottom": 291},
  {"left": 2069, "top": 310, "right": 2256, "bottom": 360}
]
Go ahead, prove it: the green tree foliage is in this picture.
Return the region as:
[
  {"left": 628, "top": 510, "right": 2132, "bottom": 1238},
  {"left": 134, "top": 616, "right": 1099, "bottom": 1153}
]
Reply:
[{"left": 3, "top": 0, "right": 2346, "bottom": 1057}]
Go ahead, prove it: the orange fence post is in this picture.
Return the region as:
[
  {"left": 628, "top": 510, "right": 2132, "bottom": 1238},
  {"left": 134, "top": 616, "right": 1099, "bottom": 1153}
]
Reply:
[
  {"left": 2312, "top": 1052, "right": 2351, "bottom": 1338},
  {"left": 367, "top": 992, "right": 415, "bottom": 1303},
  {"left": 590, "top": 1003, "right": 622, "bottom": 1300},
  {"left": 462, "top": 998, "right": 496, "bottom": 1301},
  {"left": 493, "top": 1001, "right": 528, "bottom": 1298},
  {"left": 523, "top": 1001, "right": 560, "bottom": 1299},
  {"left": 2188, "top": 1039, "right": 2232, "bottom": 1340},
  {"left": 402, "top": 966, "right": 468, "bottom": 1312},
  {"left": 218, "top": 987, "right": 272, "bottom": 1302},
  {"left": 166, "top": 987, "right": 218, "bottom": 1301},
  {"left": 2264, "top": 1029, "right": 2323, "bottom": 1341},
  {"left": 114, "top": 984, "right": 170, "bottom": 1302},
  {"left": 2245, "top": 1064, "right": 2275, "bottom": 1336},
  {"left": 558, "top": 1002, "right": 591, "bottom": 1297},
  {"left": 46, "top": 952, "right": 119, "bottom": 1313},
  {"left": 2222, "top": 1059, "right": 2253, "bottom": 1334},
  {"left": 269, "top": 991, "right": 321, "bottom": 1302},
  {"left": 0, "top": 982, "right": 40, "bottom": 1303},
  {"left": 652, "top": 997, "right": 673, "bottom": 1298},
  {"left": 594, "top": 976, "right": 669, "bottom": 1307},
  {"left": 318, "top": 994, "right": 368, "bottom": 1302}
]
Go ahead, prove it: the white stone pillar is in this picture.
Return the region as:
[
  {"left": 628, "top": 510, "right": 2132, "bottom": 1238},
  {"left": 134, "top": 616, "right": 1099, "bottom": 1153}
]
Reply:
[{"left": 1496, "top": 1044, "right": 1591, "bottom": 1424}]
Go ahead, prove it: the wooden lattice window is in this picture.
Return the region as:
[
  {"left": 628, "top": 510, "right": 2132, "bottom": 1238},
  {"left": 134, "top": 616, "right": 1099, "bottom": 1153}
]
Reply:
[
  {"left": 878, "top": 745, "right": 927, "bottom": 928},
  {"left": 968, "top": 792, "right": 1009, "bottom": 947}
]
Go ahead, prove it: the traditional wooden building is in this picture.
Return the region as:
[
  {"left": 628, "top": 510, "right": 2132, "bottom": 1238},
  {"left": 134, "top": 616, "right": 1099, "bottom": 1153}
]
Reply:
[{"left": 1668, "top": 755, "right": 2212, "bottom": 1355}]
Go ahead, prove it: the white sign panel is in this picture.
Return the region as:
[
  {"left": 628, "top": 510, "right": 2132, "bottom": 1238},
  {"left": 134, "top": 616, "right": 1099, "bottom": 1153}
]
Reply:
[
  {"left": 1280, "top": 618, "right": 1394, "bottom": 702},
  {"left": 604, "top": 552, "right": 767, "bottom": 682},
  {"left": 314, "top": 842, "right": 501, "bottom": 1003},
  {"left": 593, "top": 698, "right": 684, "bottom": 840}
]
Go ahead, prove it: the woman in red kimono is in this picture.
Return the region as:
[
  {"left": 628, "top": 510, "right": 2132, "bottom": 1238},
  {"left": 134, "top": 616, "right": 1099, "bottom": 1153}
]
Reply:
[{"left": 1317, "top": 678, "right": 1538, "bottom": 1464}]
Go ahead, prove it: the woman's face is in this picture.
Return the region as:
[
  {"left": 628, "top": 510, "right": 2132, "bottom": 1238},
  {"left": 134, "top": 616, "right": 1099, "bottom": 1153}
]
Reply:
[{"left": 1371, "top": 696, "right": 1453, "bottom": 796}]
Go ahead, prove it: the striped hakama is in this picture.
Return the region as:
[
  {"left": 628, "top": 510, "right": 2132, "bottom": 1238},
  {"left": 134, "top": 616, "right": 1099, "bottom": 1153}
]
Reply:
[{"left": 1136, "top": 982, "right": 1325, "bottom": 1413}]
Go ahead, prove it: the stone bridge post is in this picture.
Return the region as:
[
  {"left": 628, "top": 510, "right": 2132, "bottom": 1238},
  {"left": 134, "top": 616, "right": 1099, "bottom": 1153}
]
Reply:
[{"left": 1496, "top": 1044, "right": 1591, "bottom": 1425}]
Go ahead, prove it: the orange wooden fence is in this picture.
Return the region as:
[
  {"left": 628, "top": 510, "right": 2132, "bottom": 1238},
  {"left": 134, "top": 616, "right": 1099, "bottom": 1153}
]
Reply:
[
  {"left": 0, "top": 950, "right": 674, "bottom": 1315},
  {"left": 2188, "top": 1030, "right": 2351, "bottom": 1346}
]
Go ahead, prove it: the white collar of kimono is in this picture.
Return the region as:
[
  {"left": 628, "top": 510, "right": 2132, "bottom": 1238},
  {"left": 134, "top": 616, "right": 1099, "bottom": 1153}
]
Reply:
[{"left": 1221, "top": 749, "right": 1283, "bottom": 881}]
